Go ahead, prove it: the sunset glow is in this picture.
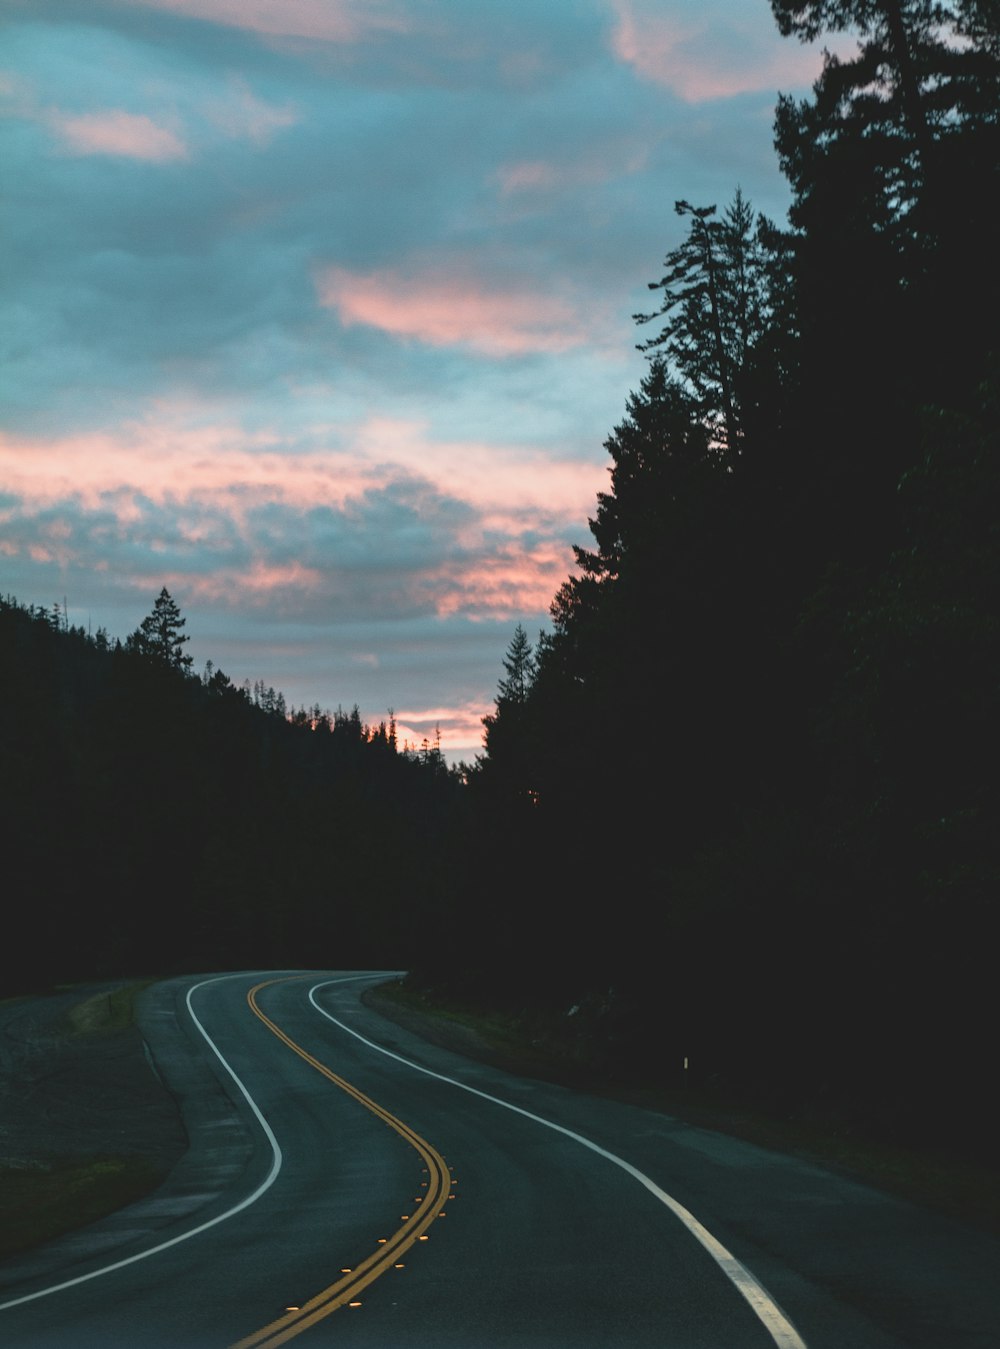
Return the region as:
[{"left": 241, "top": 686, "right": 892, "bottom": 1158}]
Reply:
[
  {"left": 1, "top": 0, "right": 828, "bottom": 759},
  {"left": 317, "top": 266, "right": 590, "bottom": 356}
]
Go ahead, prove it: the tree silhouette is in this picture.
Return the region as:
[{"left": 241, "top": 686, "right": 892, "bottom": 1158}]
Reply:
[
  {"left": 497, "top": 624, "right": 535, "bottom": 705},
  {"left": 634, "top": 192, "right": 773, "bottom": 453},
  {"left": 478, "top": 624, "right": 538, "bottom": 803},
  {"left": 131, "top": 588, "right": 193, "bottom": 671}
]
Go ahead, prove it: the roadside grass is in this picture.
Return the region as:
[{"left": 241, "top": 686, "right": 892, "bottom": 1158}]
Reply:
[
  {"left": 63, "top": 982, "right": 146, "bottom": 1035},
  {"left": 370, "top": 977, "right": 1000, "bottom": 1237},
  {"left": 0, "top": 978, "right": 173, "bottom": 1262},
  {"left": 0, "top": 1157, "right": 165, "bottom": 1263}
]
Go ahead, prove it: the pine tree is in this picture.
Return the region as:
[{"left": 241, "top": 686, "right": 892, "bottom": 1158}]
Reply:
[
  {"left": 479, "top": 624, "right": 537, "bottom": 800},
  {"left": 769, "top": 0, "right": 1000, "bottom": 548},
  {"left": 772, "top": 0, "right": 999, "bottom": 294},
  {"left": 496, "top": 624, "right": 536, "bottom": 706},
  {"left": 633, "top": 191, "right": 774, "bottom": 453},
  {"left": 559, "top": 359, "right": 711, "bottom": 599},
  {"left": 131, "top": 588, "right": 193, "bottom": 671},
  {"left": 770, "top": 1, "right": 999, "bottom": 184}
]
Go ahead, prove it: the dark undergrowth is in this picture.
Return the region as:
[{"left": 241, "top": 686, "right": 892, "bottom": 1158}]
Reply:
[
  {"left": 369, "top": 976, "right": 1000, "bottom": 1237},
  {"left": 0, "top": 1157, "right": 167, "bottom": 1263}
]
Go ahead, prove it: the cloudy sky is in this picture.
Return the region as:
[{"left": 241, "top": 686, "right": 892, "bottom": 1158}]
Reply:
[{"left": 1, "top": 0, "right": 832, "bottom": 760}]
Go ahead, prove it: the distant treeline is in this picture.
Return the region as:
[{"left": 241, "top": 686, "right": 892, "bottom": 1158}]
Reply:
[{"left": 0, "top": 590, "right": 465, "bottom": 990}]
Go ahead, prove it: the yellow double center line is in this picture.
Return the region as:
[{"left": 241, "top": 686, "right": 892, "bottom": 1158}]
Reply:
[{"left": 230, "top": 979, "right": 451, "bottom": 1349}]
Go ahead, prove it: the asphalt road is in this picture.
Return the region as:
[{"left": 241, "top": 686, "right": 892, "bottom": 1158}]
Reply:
[{"left": 1, "top": 971, "right": 997, "bottom": 1348}]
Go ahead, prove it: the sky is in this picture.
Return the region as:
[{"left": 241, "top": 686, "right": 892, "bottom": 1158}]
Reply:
[{"left": 0, "top": 0, "right": 833, "bottom": 762}]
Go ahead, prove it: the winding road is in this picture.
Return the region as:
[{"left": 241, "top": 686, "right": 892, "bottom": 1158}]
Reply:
[{"left": 1, "top": 971, "right": 997, "bottom": 1347}]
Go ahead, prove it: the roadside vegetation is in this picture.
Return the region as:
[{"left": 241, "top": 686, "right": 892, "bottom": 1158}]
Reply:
[
  {"left": 0, "top": 981, "right": 179, "bottom": 1262},
  {"left": 368, "top": 979, "right": 1000, "bottom": 1236},
  {"left": 0, "top": 1157, "right": 165, "bottom": 1264}
]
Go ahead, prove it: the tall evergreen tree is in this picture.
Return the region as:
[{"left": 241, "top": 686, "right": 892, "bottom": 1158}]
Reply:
[
  {"left": 772, "top": 0, "right": 999, "bottom": 385},
  {"left": 479, "top": 624, "right": 537, "bottom": 801},
  {"left": 496, "top": 623, "right": 536, "bottom": 705},
  {"left": 633, "top": 191, "right": 774, "bottom": 454},
  {"left": 770, "top": 1, "right": 999, "bottom": 176},
  {"left": 130, "top": 588, "right": 193, "bottom": 671},
  {"left": 569, "top": 360, "right": 712, "bottom": 589},
  {"left": 763, "top": 0, "right": 999, "bottom": 602}
]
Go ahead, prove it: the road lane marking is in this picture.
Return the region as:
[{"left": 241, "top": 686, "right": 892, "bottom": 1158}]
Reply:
[
  {"left": 311, "top": 981, "right": 808, "bottom": 1349},
  {"left": 0, "top": 971, "right": 381, "bottom": 1317},
  {"left": 230, "top": 978, "right": 450, "bottom": 1349}
]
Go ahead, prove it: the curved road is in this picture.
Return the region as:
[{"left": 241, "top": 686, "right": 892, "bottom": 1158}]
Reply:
[{"left": 1, "top": 971, "right": 997, "bottom": 1347}]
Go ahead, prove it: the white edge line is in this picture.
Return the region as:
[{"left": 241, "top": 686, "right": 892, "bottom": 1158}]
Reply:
[
  {"left": 0, "top": 972, "right": 310, "bottom": 1313},
  {"left": 310, "top": 979, "right": 808, "bottom": 1349}
]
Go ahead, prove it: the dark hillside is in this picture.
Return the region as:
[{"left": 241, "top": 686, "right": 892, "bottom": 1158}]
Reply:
[{"left": 0, "top": 594, "right": 464, "bottom": 992}]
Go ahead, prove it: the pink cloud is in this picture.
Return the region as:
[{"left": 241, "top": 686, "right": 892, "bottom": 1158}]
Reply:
[
  {"left": 609, "top": 0, "right": 829, "bottom": 101},
  {"left": 496, "top": 146, "right": 648, "bottom": 198},
  {"left": 180, "top": 561, "right": 325, "bottom": 604},
  {"left": 316, "top": 265, "right": 590, "bottom": 356},
  {"left": 50, "top": 109, "right": 188, "bottom": 161},
  {"left": 204, "top": 78, "right": 298, "bottom": 145},
  {"left": 497, "top": 161, "right": 559, "bottom": 193},
  {"left": 0, "top": 411, "right": 596, "bottom": 626},
  {"left": 430, "top": 547, "right": 570, "bottom": 620},
  {"left": 0, "top": 425, "right": 377, "bottom": 518},
  {"left": 125, "top": 0, "right": 409, "bottom": 42},
  {"left": 0, "top": 415, "right": 604, "bottom": 528},
  {"left": 354, "top": 416, "right": 605, "bottom": 520}
]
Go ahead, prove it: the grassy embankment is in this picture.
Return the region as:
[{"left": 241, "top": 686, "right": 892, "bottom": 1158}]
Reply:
[{"left": 0, "top": 983, "right": 167, "bottom": 1263}]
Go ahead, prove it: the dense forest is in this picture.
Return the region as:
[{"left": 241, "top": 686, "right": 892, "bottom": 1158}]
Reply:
[
  {"left": 2, "top": 1, "right": 997, "bottom": 1151},
  {"left": 0, "top": 588, "right": 465, "bottom": 989}
]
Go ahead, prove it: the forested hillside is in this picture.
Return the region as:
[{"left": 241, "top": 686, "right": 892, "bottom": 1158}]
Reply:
[
  {"left": 0, "top": 590, "right": 464, "bottom": 992},
  {"left": 441, "top": 0, "right": 1000, "bottom": 1151}
]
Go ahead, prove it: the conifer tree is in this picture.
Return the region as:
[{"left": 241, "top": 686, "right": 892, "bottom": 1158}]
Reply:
[
  {"left": 633, "top": 191, "right": 773, "bottom": 453},
  {"left": 131, "top": 588, "right": 193, "bottom": 671},
  {"left": 479, "top": 624, "right": 537, "bottom": 800},
  {"left": 496, "top": 624, "right": 535, "bottom": 706}
]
